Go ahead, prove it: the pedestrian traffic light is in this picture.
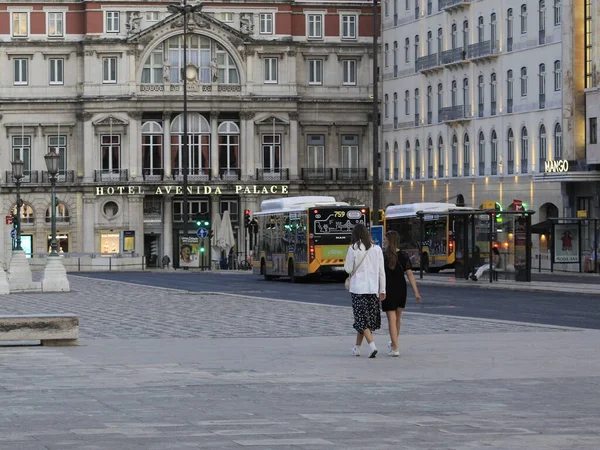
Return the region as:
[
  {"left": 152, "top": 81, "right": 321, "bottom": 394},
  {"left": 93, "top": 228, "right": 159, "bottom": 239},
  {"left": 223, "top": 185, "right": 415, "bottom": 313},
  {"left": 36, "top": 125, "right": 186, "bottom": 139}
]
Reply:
[
  {"left": 194, "top": 214, "right": 202, "bottom": 227},
  {"left": 12, "top": 214, "right": 18, "bottom": 230},
  {"left": 195, "top": 212, "right": 210, "bottom": 227},
  {"left": 200, "top": 243, "right": 205, "bottom": 253},
  {"left": 244, "top": 209, "right": 251, "bottom": 228}
]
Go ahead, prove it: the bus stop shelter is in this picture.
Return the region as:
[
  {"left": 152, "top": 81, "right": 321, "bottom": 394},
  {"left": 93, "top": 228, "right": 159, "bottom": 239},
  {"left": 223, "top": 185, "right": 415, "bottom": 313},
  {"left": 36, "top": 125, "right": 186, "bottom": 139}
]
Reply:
[{"left": 416, "top": 209, "right": 535, "bottom": 283}]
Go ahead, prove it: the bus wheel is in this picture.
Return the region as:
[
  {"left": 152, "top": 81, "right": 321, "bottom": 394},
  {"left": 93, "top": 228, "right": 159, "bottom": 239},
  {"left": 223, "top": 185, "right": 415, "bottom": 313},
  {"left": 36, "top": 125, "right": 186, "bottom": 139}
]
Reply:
[
  {"left": 421, "top": 253, "right": 430, "bottom": 273},
  {"left": 288, "top": 261, "right": 298, "bottom": 283}
]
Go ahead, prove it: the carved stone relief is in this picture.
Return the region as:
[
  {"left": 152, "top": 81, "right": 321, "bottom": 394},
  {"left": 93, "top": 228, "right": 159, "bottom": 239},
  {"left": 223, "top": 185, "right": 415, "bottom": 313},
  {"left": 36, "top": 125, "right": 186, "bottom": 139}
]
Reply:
[{"left": 240, "top": 13, "right": 254, "bottom": 34}]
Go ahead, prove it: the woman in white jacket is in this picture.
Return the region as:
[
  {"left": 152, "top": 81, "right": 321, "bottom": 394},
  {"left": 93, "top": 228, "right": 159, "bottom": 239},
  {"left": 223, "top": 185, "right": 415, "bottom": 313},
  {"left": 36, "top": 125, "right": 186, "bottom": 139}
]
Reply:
[{"left": 344, "top": 223, "right": 386, "bottom": 358}]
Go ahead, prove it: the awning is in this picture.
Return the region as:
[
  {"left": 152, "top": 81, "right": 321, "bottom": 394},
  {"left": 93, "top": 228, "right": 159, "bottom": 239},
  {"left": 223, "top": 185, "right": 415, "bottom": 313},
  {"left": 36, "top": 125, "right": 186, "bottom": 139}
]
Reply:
[{"left": 531, "top": 219, "right": 552, "bottom": 234}]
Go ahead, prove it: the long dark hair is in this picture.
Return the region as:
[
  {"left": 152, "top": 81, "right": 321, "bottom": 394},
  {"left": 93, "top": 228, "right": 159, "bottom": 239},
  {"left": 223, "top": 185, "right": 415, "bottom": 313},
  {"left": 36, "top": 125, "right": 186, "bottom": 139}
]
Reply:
[
  {"left": 351, "top": 223, "right": 372, "bottom": 251},
  {"left": 384, "top": 230, "right": 400, "bottom": 270}
]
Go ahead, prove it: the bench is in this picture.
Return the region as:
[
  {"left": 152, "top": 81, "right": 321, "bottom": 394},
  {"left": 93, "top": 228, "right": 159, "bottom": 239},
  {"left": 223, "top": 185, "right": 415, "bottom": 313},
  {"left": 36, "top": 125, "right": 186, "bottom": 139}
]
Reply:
[{"left": 0, "top": 314, "right": 79, "bottom": 346}]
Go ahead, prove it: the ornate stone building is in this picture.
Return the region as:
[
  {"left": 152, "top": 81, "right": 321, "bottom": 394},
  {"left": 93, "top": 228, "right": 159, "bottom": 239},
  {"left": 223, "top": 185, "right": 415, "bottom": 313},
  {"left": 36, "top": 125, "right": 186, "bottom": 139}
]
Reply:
[{"left": 0, "top": 0, "right": 377, "bottom": 266}]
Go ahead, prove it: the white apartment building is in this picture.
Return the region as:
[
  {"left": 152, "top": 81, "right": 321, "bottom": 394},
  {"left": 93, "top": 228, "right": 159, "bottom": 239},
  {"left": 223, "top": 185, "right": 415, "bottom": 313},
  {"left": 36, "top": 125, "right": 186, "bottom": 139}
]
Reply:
[{"left": 381, "top": 0, "right": 591, "bottom": 224}]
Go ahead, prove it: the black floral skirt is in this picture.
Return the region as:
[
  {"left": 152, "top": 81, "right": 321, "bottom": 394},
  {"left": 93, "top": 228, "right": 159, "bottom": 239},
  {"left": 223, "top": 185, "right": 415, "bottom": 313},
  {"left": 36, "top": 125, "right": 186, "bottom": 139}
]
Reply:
[{"left": 351, "top": 293, "right": 381, "bottom": 333}]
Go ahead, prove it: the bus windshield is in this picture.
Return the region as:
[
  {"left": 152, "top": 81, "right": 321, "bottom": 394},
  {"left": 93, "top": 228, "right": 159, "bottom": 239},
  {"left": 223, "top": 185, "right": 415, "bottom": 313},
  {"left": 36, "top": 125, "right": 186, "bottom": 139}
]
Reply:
[{"left": 309, "top": 207, "right": 369, "bottom": 245}]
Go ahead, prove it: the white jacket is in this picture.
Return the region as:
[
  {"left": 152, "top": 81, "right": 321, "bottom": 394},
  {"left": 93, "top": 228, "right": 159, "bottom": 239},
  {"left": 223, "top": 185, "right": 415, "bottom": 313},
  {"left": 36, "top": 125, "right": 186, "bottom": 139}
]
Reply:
[{"left": 344, "top": 242, "right": 386, "bottom": 295}]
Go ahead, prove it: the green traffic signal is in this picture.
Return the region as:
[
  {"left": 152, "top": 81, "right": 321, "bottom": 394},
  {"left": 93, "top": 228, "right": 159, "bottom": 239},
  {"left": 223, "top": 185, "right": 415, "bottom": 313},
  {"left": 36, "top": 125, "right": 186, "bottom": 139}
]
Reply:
[
  {"left": 203, "top": 220, "right": 209, "bottom": 226},
  {"left": 200, "top": 246, "right": 205, "bottom": 253}
]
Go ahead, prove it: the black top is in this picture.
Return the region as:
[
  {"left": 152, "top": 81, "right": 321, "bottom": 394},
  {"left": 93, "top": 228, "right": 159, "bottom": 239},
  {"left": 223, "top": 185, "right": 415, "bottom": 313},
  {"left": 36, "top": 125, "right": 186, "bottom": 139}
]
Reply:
[{"left": 382, "top": 251, "right": 411, "bottom": 311}]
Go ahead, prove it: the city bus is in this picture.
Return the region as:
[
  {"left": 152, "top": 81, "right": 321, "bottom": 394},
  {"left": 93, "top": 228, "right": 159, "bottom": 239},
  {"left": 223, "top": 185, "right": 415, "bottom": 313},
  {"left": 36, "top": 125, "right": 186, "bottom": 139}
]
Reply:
[
  {"left": 385, "top": 202, "right": 476, "bottom": 272},
  {"left": 252, "top": 196, "right": 370, "bottom": 282}
]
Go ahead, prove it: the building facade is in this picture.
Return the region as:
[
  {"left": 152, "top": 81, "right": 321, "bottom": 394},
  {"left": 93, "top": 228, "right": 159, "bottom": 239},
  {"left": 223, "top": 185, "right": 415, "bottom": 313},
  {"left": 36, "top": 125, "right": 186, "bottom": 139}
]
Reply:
[
  {"left": 381, "top": 0, "right": 592, "bottom": 226},
  {"left": 0, "top": 0, "right": 377, "bottom": 267}
]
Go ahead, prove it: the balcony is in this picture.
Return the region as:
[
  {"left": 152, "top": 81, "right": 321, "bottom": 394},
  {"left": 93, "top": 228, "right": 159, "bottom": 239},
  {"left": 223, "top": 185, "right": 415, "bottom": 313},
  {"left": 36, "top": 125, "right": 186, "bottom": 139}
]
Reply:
[
  {"left": 256, "top": 168, "right": 290, "bottom": 181},
  {"left": 5, "top": 170, "right": 39, "bottom": 184},
  {"left": 439, "top": 105, "right": 471, "bottom": 123},
  {"left": 467, "top": 40, "right": 499, "bottom": 61},
  {"left": 439, "top": 0, "right": 472, "bottom": 12},
  {"left": 42, "top": 170, "right": 75, "bottom": 183},
  {"left": 416, "top": 54, "right": 441, "bottom": 73},
  {"left": 142, "top": 168, "right": 164, "bottom": 181},
  {"left": 336, "top": 168, "right": 368, "bottom": 181},
  {"left": 301, "top": 168, "right": 334, "bottom": 181},
  {"left": 220, "top": 168, "right": 241, "bottom": 181},
  {"left": 172, "top": 168, "right": 211, "bottom": 182},
  {"left": 94, "top": 169, "right": 129, "bottom": 182},
  {"left": 440, "top": 48, "right": 466, "bottom": 67}
]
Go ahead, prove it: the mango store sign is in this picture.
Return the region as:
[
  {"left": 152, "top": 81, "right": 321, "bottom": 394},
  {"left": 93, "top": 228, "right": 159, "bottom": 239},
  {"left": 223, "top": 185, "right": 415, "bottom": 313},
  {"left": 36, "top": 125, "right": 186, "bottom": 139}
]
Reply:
[
  {"left": 95, "top": 185, "right": 289, "bottom": 196},
  {"left": 544, "top": 159, "right": 569, "bottom": 173}
]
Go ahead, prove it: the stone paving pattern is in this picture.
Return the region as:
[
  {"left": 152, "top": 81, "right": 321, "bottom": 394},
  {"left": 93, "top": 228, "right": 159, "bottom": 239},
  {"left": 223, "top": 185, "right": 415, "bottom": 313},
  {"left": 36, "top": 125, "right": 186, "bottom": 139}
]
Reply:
[{"left": 0, "top": 275, "right": 598, "bottom": 449}]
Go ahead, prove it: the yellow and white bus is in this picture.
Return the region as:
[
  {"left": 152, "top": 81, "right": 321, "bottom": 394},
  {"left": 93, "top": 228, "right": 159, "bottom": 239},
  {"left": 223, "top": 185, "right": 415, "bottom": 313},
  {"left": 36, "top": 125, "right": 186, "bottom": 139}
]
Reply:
[
  {"left": 385, "top": 202, "right": 475, "bottom": 272},
  {"left": 253, "top": 196, "right": 369, "bottom": 281}
]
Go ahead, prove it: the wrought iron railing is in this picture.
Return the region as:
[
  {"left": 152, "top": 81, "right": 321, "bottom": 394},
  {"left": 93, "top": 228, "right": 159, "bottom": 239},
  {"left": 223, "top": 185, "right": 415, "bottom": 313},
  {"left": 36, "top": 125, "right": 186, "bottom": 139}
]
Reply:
[
  {"left": 416, "top": 54, "right": 439, "bottom": 72},
  {"left": 142, "top": 168, "right": 164, "bottom": 181},
  {"left": 467, "top": 40, "right": 499, "bottom": 59},
  {"left": 94, "top": 169, "right": 129, "bottom": 182},
  {"left": 439, "top": 0, "right": 471, "bottom": 9},
  {"left": 172, "top": 168, "right": 211, "bottom": 181},
  {"left": 439, "top": 105, "right": 471, "bottom": 121},
  {"left": 301, "top": 168, "right": 334, "bottom": 181},
  {"left": 336, "top": 168, "right": 368, "bottom": 181},
  {"left": 256, "top": 168, "right": 290, "bottom": 181},
  {"left": 219, "top": 168, "right": 241, "bottom": 180},
  {"left": 440, "top": 48, "right": 465, "bottom": 65},
  {"left": 41, "top": 170, "right": 75, "bottom": 183},
  {"left": 5, "top": 171, "right": 39, "bottom": 184}
]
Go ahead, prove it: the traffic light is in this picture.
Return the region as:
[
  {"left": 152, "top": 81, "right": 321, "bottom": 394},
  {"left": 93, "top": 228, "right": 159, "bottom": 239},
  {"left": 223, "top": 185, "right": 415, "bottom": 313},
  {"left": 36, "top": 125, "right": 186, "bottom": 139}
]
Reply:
[
  {"left": 244, "top": 209, "right": 251, "bottom": 228},
  {"left": 194, "top": 214, "right": 202, "bottom": 227},
  {"left": 195, "top": 212, "right": 210, "bottom": 227},
  {"left": 200, "top": 243, "right": 205, "bottom": 253},
  {"left": 12, "top": 214, "right": 18, "bottom": 230}
]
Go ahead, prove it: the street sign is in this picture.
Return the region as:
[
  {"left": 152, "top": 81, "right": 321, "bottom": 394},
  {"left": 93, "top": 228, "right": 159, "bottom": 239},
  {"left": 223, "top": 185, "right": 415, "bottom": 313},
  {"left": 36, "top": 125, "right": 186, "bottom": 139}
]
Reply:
[
  {"left": 10, "top": 229, "right": 16, "bottom": 239},
  {"left": 371, "top": 225, "right": 383, "bottom": 248},
  {"left": 577, "top": 210, "right": 588, "bottom": 218},
  {"left": 5, "top": 215, "right": 12, "bottom": 225},
  {"left": 196, "top": 227, "right": 209, "bottom": 239}
]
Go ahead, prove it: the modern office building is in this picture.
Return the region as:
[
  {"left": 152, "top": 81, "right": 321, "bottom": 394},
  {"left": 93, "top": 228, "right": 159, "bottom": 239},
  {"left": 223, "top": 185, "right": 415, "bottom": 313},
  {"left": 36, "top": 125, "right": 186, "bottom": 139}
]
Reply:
[
  {"left": 0, "top": 0, "right": 377, "bottom": 267},
  {"left": 381, "top": 0, "right": 594, "bottom": 225}
]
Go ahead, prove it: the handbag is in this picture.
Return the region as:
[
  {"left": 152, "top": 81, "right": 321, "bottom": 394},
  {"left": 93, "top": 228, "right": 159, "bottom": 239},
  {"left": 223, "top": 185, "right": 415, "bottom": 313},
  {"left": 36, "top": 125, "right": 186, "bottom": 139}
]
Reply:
[{"left": 345, "top": 249, "right": 369, "bottom": 291}]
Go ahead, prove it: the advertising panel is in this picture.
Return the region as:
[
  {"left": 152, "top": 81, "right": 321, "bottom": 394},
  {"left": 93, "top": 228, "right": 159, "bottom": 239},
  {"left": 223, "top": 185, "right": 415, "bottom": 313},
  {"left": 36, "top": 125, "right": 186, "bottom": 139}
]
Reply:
[
  {"left": 179, "top": 235, "right": 201, "bottom": 268},
  {"left": 554, "top": 224, "right": 579, "bottom": 263}
]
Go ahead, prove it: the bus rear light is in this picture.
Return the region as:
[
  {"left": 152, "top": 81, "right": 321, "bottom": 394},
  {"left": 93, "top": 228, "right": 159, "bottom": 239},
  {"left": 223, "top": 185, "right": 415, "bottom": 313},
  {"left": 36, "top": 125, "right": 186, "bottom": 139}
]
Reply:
[{"left": 309, "top": 239, "right": 315, "bottom": 262}]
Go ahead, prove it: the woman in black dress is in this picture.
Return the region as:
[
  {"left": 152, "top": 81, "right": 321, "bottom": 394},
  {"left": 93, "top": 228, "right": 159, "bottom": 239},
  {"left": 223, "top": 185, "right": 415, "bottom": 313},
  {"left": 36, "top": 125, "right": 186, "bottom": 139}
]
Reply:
[{"left": 382, "top": 230, "right": 422, "bottom": 356}]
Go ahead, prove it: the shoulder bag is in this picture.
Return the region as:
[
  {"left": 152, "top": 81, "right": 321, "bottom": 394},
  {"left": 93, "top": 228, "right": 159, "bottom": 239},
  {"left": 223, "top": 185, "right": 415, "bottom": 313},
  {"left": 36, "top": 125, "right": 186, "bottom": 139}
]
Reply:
[{"left": 345, "top": 249, "right": 369, "bottom": 291}]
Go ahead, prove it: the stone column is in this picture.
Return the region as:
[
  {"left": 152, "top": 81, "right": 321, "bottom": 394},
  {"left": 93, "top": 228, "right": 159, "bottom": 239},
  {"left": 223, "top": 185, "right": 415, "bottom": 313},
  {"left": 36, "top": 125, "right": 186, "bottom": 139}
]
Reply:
[
  {"left": 163, "top": 196, "right": 173, "bottom": 261},
  {"left": 240, "top": 112, "right": 255, "bottom": 180},
  {"left": 82, "top": 195, "right": 95, "bottom": 253},
  {"left": 79, "top": 113, "right": 95, "bottom": 182},
  {"left": 163, "top": 111, "right": 172, "bottom": 178},
  {"left": 127, "top": 196, "right": 145, "bottom": 256},
  {"left": 288, "top": 112, "right": 299, "bottom": 179},
  {"left": 210, "top": 111, "right": 220, "bottom": 180},
  {"left": 127, "top": 112, "right": 142, "bottom": 181}
]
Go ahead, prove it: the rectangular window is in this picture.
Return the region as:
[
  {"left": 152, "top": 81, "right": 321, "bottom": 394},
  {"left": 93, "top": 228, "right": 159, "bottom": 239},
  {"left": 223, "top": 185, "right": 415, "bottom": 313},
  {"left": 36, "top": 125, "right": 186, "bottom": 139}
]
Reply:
[
  {"left": 49, "top": 58, "right": 64, "bottom": 85},
  {"left": 47, "top": 12, "right": 63, "bottom": 37},
  {"left": 12, "top": 12, "right": 28, "bottom": 37},
  {"left": 14, "top": 58, "right": 28, "bottom": 85},
  {"left": 146, "top": 11, "right": 159, "bottom": 21},
  {"left": 101, "top": 135, "right": 121, "bottom": 171},
  {"left": 341, "top": 15, "right": 357, "bottom": 39},
  {"left": 343, "top": 59, "right": 357, "bottom": 85},
  {"left": 262, "top": 134, "right": 282, "bottom": 171},
  {"left": 307, "top": 135, "right": 325, "bottom": 169},
  {"left": 259, "top": 13, "right": 273, "bottom": 34},
  {"left": 308, "top": 59, "right": 323, "bottom": 85},
  {"left": 590, "top": 117, "right": 598, "bottom": 144},
  {"left": 308, "top": 14, "right": 323, "bottom": 39},
  {"left": 341, "top": 135, "right": 359, "bottom": 169},
  {"left": 263, "top": 58, "right": 278, "bottom": 83},
  {"left": 106, "top": 11, "right": 120, "bottom": 33},
  {"left": 102, "top": 57, "right": 117, "bottom": 83},
  {"left": 12, "top": 136, "right": 32, "bottom": 176},
  {"left": 48, "top": 135, "right": 67, "bottom": 174},
  {"left": 218, "top": 12, "right": 234, "bottom": 23}
]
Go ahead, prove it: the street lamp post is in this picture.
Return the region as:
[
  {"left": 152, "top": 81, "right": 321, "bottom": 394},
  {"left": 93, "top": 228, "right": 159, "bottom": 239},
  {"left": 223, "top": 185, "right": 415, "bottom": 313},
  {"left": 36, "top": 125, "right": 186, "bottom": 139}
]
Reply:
[
  {"left": 11, "top": 159, "right": 24, "bottom": 251},
  {"left": 167, "top": 0, "right": 203, "bottom": 238},
  {"left": 371, "top": 0, "right": 381, "bottom": 225},
  {"left": 44, "top": 149, "right": 60, "bottom": 256}
]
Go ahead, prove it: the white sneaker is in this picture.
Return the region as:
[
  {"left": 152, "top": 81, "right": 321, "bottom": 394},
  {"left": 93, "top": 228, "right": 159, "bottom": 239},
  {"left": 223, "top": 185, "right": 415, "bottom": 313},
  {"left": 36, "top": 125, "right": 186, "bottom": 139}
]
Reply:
[
  {"left": 388, "top": 349, "right": 400, "bottom": 357},
  {"left": 387, "top": 341, "right": 392, "bottom": 350},
  {"left": 368, "top": 342, "right": 377, "bottom": 358},
  {"left": 352, "top": 346, "right": 360, "bottom": 357}
]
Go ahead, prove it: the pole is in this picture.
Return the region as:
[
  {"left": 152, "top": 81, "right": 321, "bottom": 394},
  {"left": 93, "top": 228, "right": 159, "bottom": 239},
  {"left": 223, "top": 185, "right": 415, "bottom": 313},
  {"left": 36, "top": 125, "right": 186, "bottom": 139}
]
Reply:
[
  {"left": 371, "top": 0, "right": 380, "bottom": 225},
  {"left": 489, "top": 212, "right": 493, "bottom": 283},
  {"left": 182, "top": 0, "right": 189, "bottom": 238},
  {"left": 418, "top": 213, "right": 424, "bottom": 279},
  {"left": 50, "top": 175, "right": 57, "bottom": 255},
  {"left": 594, "top": 219, "right": 598, "bottom": 274},
  {"left": 15, "top": 179, "right": 22, "bottom": 251}
]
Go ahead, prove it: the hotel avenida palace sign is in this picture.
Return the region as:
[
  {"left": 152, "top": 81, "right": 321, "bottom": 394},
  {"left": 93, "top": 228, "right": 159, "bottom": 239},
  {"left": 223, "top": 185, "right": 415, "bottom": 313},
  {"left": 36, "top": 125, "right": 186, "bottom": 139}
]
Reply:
[{"left": 95, "top": 185, "right": 290, "bottom": 196}]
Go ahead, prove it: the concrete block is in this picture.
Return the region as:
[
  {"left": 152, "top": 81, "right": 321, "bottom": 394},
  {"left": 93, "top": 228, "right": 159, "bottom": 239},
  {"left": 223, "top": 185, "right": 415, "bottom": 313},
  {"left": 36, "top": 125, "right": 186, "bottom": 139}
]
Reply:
[
  {"left": 0, "top": 314, "right": 79, "bottom": 345},
  {"left": 42, "top": 257, "right": 71, "bottom": 292},
  {"left": 0, "top": 266, "right": 10, "bottom": 295}
]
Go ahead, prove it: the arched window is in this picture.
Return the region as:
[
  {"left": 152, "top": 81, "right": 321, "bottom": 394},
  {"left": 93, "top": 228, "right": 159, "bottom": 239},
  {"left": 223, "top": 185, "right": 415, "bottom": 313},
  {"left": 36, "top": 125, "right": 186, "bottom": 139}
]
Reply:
[
  {"left": 427, "top": 137, "right": 433, "bottom": 178},
  {"left": 463, "top": 77, "right": 469, "bottom": 110},
  {"left": 142, "top": 121, "right": 163, "bottom": 179},
  {"left": 393, "top": 141, "right": 400, "bottom": 180},
  {"left": 463, "top": 133, "right": 470, "bottom": 176},
  {"left": 404, "top": 140, "right": 411, "bottom": 180},
  {"left": 427, "top": 85, "right": 433, "bottom": 124},
  {"left": 452, "top": 134, "right": 458, "bottom": 177},
  {"left": 415, "top": 139, "right": 421, "bottom": 179},
  {"left": 490, "top": 72, "right": 497, "bottom": 115},
  {"left": 170, "top": 112, "right": 211, "bottom": 179},
  {"left": 437, "top": 83, "right": 443, "bottom": 122},
  {"left": 478, "top": 74, "right": 484, "bottom": 117},
  {"left": 11, "top": 202, "right": 35, "bottom": 224},
  {"left": 491, "top": 130, "right": 498, "bottom": 175},
  {"left": 539, "top": 0, "right": 546, "bottom": 44},
  {"left": 384, "top": 141, "right": 391, "bottom": 180},
  {"left": 46, "top": 202, "right": 70, "bottom": 224},
  {"left": 521, "top": 127, "right": 529, "bottom": 173},
  {"left": 539, "top": 63, "right": 546, "bottom": 108},
  {"left": 507, "top": 8, "right": 514, "bottom": 51},
  {"left": 520, "top": 66, "right": 528, "bottom": 96},
  {"left": 218, "top": 121, "right": 240, "bottom": 178},
  {"left": 437, "top": 136, "right": 444, "bottom": 177},
  {"left": 554, "top": 123, "right": 563, "bottom": 159},
  {"left": 490, "top": 13, "right": 497, "bottom": 47},
  {"left": 539, "top": 124, "right": 547, "bottom": 170},
  {"left": 405, "top": 37, "right": 410, "bottom": 63},
  {"left": 451, "top": 23, "right": 457, "bottom": 49},
  {"left": 404, "top": 90, "right": 409, "bottom": 115},
  {"left": 477, "top": 16, "right": 484, "bottom": 43},
  {"left": 521, "top": 4, "right": 528, "bottom": 34},
  {"left": 437, "top": 27, "right": 443, "bottom": 54},
  {"left": 414, "top": 88, "right": 420, "bottom": 124},
  {"left": 478, "top": 131, "right": 485, "bottom": 175},
  {"left": 554, "top": 60, "right": 562, "bottom": 91},
  {"left": 414, "top": 34, "right": 420, "bottom": 61},
  {"left": 384, "top": 43, "right": 389, "bottom": 67},
  {"left": 554, "top": 0, "right": 561, "bottom": 26},
  {"left": 507, "top": 128, "right": 515, "bottom": 174},
  {"left": 427, "top": 31, "right": 433, "bottom": 55},
  {"left": 384, "top": 93, "right": 389, "bottom": 118},
  {"left": 393, "top": 41, "right": 398, "bottom": 72},
  {"left": 141, "top": 36, "right": 240, "bottom": 84},
  {"left": 462, "top": 20, "right": 469, "bottom": 49},
  {"left": 451, "top": 80, "right": 457, "bottom": 106}
]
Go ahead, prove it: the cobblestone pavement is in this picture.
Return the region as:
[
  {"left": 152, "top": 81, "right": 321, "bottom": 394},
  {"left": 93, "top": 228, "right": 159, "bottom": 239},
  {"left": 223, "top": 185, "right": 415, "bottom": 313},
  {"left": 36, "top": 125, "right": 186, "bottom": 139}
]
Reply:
[{"left": 1, "top": 276, "right": 598, "bottom": 450}]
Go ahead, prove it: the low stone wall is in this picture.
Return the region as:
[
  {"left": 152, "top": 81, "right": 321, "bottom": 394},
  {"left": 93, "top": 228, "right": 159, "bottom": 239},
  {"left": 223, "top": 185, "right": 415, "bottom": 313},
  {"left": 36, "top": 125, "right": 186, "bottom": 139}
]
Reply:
[
  {"left": 27, "top": 256, "right": 145, "bottom": 272},
  {"left": 0, "top": 313, "right": 79, "bottom": 346}
]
